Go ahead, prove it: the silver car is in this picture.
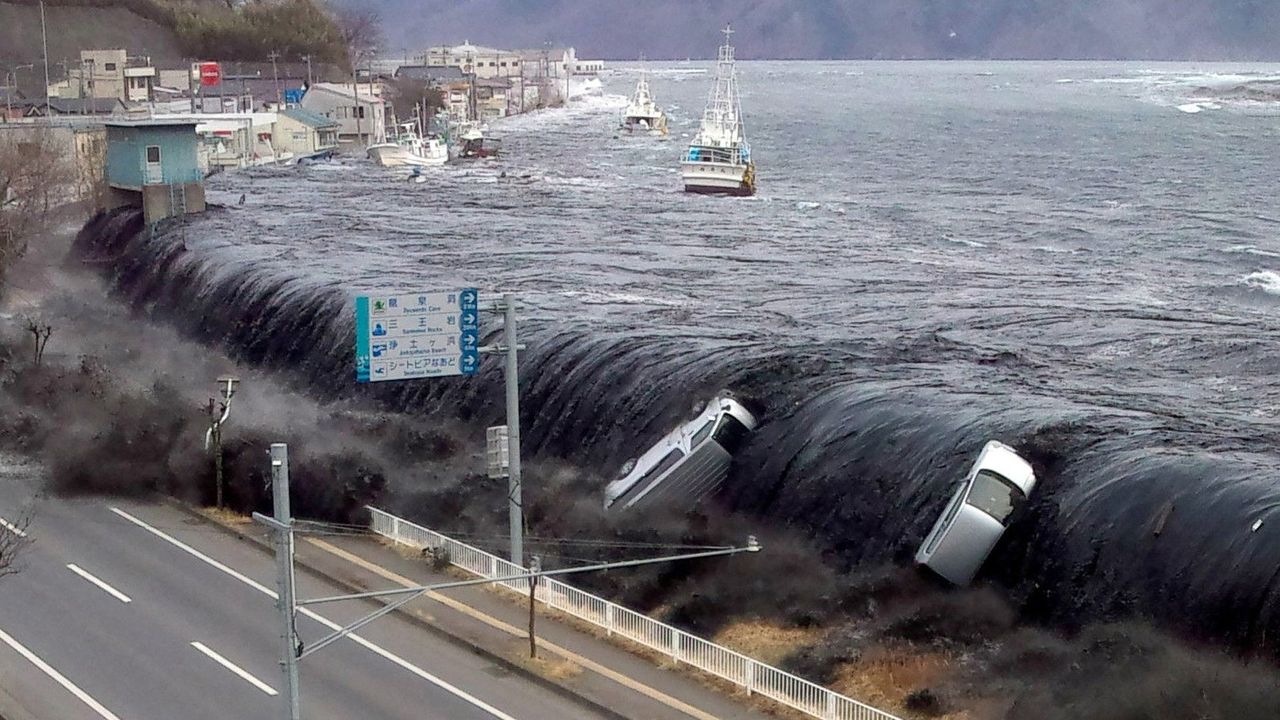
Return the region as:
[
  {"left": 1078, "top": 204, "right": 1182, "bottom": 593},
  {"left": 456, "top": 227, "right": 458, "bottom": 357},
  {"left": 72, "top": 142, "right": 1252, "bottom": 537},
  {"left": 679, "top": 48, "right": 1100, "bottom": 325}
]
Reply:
[
  {"left": 604, "top": 394, "right": 758, "bottom": 514},
  {"left": 915, "top": 440, "right": 1037, "bottom": 586}
]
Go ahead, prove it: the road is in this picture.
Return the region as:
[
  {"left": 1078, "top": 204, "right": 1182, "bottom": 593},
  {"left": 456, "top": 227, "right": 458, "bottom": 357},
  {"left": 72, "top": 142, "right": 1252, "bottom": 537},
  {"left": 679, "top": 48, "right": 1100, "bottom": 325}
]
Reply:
[{"left": 0, "top": 485, "right": 614, "bottom": 720}]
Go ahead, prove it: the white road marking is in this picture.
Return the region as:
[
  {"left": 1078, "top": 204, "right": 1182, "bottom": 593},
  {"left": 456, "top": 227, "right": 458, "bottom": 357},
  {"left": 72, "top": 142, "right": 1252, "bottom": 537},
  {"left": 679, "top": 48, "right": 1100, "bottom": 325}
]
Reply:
[
  {"left": 0, "top": 517, "right": 28, "bottom": 537},
  {"left": 190, "top": 641, "right": 277, "bottom": 696},
  {"left": 110, "top": 507, "right": 519, "bottom": 720},
  {"left": 0, "top": 626, "right": 123, "bottom": 720},
  {"left": 66, "top": 564, "right": 132, "bottom": 604}
]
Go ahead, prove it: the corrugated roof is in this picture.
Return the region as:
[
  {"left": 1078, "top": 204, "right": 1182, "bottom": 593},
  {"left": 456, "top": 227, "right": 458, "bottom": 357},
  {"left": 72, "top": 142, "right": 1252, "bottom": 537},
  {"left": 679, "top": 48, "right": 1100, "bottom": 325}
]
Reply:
[{"left": 281, "top": 107, "right": 340, "bottom": 129}]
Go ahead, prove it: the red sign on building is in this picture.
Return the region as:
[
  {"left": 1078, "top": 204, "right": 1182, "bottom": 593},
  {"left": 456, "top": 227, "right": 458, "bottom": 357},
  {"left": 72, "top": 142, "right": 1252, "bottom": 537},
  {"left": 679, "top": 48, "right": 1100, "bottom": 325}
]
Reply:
[{"left": 198, "top": 62, "right": 221, "bottom": 86}]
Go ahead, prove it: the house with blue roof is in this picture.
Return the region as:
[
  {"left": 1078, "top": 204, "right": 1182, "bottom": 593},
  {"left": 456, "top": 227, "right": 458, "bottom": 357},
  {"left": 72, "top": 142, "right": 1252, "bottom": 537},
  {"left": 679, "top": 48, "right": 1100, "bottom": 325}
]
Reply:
[{"left": 272, "top": 107, "right": 340, "bottom": 161}]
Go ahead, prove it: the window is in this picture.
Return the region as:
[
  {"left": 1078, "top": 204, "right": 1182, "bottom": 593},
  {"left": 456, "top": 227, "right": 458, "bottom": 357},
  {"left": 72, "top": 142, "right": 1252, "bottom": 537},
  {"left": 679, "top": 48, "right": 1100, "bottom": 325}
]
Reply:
[
  {"left": 104, "top": 62, "right": 117, "bottom": 71},
  {"left": 639, "top": 449, "right": 685, "bottom": 487},
  {"left": 966, "top": 471, "right": 1025, "bottom": 525},
  {"left": 500, "top": 62, "right": 507, "bottom": 67},
  {"left": 145, "top": 145, "right": 161, "bottom": 163},
  {"left": 356, "top": 106, "right": 366, "bottom": 119},
  {"left": 712, "top": 414, "right": 751, "bottom": 454},
  {"left": 689, "top": 420, "right": 715, "bottom": 448}
]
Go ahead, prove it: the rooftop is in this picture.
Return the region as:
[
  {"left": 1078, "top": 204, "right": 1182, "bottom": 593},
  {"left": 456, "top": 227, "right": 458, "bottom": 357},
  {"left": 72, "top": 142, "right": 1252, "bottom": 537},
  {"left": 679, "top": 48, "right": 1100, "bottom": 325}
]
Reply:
[{"left": 281, "top": 107, "right": 340, "bottom": 129}]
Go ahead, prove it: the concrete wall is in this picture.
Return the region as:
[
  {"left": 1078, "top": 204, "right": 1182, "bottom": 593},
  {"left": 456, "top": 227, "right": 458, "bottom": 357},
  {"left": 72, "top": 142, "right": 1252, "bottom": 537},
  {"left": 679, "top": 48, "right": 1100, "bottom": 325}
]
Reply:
[{"left": 139, "top": 182, "right": 205, "bottom": 224}]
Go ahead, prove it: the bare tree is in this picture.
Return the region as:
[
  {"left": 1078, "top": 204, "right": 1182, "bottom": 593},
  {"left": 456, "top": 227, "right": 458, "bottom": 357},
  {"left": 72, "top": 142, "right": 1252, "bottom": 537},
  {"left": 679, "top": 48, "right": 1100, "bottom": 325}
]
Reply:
[
  {"left": 0, "top": 512, "right": 31, "bottom": 581},
  {"left": 332, "top": 3, "right": 384, "bottom": 69},
  {"left": 25, "top": 318, "right": 52, "bottom": 366},
  {"left": 0, "top": 127, "right": 72, "bottom": 291}
]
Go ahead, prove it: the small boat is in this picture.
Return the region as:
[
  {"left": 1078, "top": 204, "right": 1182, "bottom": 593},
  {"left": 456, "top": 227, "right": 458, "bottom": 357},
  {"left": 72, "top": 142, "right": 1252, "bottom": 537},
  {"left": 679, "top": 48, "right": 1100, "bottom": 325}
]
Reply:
[
  {"left": 620, "top": 60, "right": 668, "bottom": 135},
  {"left": 367, "top": 120, "right": 448, "bottom": 167},
  {"left": 455, "top": 125, "right": 501, "bottom": 159},
  {"left": 680, "top": 25, "right": 755, "bottom": 196}
]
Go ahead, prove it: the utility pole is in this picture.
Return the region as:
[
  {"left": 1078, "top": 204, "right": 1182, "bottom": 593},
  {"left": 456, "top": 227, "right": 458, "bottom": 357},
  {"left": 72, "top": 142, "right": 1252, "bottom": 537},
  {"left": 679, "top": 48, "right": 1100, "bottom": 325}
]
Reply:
[
  {"left": 301, "top": 54, "right": 313, "bottom": 88},
  {"left": 501, "top": 294, "right": 523, "bottom": 565},
  {"left": 351, "top": 64, "right": 362, "bottom": 146},
  {"left": 268, "top": 50, "right": 281, "bottom": 105},
  {"left": 268, "top": 443, "right": 300, "bottom": 720},
  {"left": 39, "top": 0, "right": 50, "bottom": 120}
]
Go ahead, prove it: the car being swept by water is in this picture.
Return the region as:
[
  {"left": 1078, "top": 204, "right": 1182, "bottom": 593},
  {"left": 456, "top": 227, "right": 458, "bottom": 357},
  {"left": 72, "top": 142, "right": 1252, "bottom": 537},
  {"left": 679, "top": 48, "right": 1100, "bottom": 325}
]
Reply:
[
  {"left": 604, "top": 394, "right": 758, "bottom": 514},
  {"left": 915, "top": 440, "right": 1037, "bottom": 586}
]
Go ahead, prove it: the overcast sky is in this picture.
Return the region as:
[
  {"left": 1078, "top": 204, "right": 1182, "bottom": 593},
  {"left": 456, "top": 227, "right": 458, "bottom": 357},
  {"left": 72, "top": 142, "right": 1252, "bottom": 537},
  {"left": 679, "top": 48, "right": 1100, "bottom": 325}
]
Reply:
[{"left": 360, "top": 0, "right": 1280, "bottom": 61}]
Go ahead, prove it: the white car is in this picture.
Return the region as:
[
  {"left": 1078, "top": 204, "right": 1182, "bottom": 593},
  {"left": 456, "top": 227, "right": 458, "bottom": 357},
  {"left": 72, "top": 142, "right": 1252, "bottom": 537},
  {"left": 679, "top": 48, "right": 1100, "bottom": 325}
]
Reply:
[
  {"left": 915, "top": 440, "right": 1037, "bottom": 586},
  {"left": 604, "top": 394, "right": 758, "bottom": 514}
]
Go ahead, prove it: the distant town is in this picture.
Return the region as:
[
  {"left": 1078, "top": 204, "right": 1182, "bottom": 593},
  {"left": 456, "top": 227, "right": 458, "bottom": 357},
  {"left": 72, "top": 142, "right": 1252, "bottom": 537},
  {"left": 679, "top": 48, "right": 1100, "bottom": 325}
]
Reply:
[{"left": 1, "top": 41, "right": 606, "bottom": 207}]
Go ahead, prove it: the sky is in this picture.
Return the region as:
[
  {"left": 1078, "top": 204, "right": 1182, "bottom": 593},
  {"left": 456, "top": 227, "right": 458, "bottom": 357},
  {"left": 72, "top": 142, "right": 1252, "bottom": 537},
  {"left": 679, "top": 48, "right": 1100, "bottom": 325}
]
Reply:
[{"left": 360, "top": 0, "right": 1280, "bottom": 61}]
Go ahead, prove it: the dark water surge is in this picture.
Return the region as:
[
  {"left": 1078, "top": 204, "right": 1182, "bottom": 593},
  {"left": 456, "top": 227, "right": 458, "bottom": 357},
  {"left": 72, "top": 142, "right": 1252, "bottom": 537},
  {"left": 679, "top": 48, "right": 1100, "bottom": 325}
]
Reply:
[{"left": 76, "top": 62, "right": 1280, "bottom": 655}]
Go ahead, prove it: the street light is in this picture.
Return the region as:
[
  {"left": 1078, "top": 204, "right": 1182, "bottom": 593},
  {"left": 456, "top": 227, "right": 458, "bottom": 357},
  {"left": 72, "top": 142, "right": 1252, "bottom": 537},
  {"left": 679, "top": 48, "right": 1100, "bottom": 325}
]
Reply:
[
  {"left": 205, "top": 375, "right": 240, "bottom": 509},
  {"left": 2, "top": 64, "right": 33, "bottom": 121}
]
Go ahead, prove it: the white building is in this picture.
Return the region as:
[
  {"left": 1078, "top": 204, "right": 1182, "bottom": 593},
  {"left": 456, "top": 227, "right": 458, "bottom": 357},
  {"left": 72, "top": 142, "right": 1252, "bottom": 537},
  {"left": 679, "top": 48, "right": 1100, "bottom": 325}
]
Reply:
[
  {"left": 299, "top": 83, "right": 386, "bottom": 144},
  {"left": 419, "top": 42, "right": 525, "bottom": 80}
]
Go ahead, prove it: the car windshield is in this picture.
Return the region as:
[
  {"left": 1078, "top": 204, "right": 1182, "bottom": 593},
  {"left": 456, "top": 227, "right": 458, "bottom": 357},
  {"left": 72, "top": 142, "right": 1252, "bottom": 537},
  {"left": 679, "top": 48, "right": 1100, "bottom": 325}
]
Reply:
[
  {"left": 966, "top": 470, "right": 1025, "bottom": 525},
  {"left": 712, "top": 414, "right": 751, "bottom": 453},
  {"left": 689, "top": 419, "right": 715, "bottom": 447}
]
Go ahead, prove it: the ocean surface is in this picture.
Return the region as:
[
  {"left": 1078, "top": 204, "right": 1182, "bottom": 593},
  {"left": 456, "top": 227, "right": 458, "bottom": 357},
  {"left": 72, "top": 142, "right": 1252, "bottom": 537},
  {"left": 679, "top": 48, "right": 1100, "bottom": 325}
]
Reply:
[{"left": 84, "top": 62, "right": 1280, "bottom": 651}]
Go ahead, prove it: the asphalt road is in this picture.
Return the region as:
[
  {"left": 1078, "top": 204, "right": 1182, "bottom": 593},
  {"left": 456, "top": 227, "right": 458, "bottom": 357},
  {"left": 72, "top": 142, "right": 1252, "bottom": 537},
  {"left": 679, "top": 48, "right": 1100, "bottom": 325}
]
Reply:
[{"left": 0, "top": 485, "right": 613, "bottom": 720}]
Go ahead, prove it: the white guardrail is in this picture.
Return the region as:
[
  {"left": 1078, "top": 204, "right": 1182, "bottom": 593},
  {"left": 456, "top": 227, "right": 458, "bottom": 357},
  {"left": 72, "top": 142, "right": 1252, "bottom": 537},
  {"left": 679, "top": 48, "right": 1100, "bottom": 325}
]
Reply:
[{"left": 367, "top": 507, "right": 902, "bottom": 720}]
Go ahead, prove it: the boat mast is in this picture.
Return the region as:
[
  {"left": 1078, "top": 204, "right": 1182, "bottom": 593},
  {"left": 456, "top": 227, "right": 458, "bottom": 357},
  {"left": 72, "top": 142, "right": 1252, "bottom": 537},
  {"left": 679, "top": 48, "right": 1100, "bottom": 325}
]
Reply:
[{"left": 702, "top": 24, "right": 742, "bottom": 142}]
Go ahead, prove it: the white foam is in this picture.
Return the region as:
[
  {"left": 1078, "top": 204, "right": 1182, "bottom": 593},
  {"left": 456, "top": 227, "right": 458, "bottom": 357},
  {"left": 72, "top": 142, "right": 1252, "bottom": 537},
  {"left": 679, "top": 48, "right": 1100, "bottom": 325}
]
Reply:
[
  {"left": 1223, "top": 245, "right": 1280, "bottom": 259},
  {"left": 1242, "top": 271, "right": 1280, "bottom": 295},
  {"left": 796, "top": 201, "right": 821, "bottom": 211},
  {"left": 945, "top": 236, "right": 987, "bottom": 248}
]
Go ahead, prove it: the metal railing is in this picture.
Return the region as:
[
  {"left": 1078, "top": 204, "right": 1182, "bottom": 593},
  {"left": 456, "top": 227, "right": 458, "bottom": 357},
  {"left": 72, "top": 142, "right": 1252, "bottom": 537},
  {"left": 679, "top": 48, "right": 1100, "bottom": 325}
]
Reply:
[{"left": 367, "top": 507, "right": 901, "bottom": 720}]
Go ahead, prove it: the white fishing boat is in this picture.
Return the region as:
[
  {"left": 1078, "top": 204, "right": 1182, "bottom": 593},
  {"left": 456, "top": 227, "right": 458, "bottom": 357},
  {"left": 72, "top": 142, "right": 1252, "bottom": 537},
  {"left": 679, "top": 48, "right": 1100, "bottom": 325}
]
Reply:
[
  {"left": 454, "top": 124, "right": 502, "bottom": 160},
  {"left": 680, "top": 25, "right": 755, "bottom": 196},
  {"left": 620, "top": 62, "right": 668, "bottom": 135},
  {"left": 367, "top": 120, "right": 448, "bottom": 167}
]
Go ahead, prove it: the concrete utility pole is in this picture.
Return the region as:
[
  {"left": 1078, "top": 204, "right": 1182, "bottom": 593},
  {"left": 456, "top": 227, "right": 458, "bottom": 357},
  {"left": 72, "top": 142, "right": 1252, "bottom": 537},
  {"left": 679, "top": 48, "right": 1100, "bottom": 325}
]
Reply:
[
  {"left": 494, "top": 294, "right": 524, "bottom": 565},
  {"left": 256, "top": 436, "right": 760, "bottom": 716},
  {"left": 269, "top": 444, "right": 300, "bottom": 720},
  {"left": 268, "top": 51, "right": 281, "bottom": 105},
  {"left": 301, "top": 54, "right": 313, "bottom": 88},
  {"left": 39, "top": 0, "right": 50, "bottom": 120}
]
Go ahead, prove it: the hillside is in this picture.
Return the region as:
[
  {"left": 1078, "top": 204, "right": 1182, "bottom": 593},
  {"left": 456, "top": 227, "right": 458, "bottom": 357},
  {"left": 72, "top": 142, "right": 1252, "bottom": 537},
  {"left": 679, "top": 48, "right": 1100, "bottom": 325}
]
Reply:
[
  {"left": 0, "top": 0, "right": 349, "bottom": 77},
  {"left": 0, "top": 1, "right": 185, "bottom": 67},
  {"left": 358, "top": 0, "right": 1280, "bottom": 61}
]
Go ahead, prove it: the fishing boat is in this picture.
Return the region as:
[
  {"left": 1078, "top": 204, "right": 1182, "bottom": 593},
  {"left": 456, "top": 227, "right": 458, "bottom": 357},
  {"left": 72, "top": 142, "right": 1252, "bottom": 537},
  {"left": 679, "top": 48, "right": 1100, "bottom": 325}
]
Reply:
[
  {"left": 367, "top": 118, "right": 448, "bottom": 167},
  {"left": 620, "top": 62, "right": 668, "bottom": 134},
  {"left": 455, "top": 124, "right": 502, "bottom": 160},
  {"left": 680, "top": 25, "right": 755, "bottom": 196}
]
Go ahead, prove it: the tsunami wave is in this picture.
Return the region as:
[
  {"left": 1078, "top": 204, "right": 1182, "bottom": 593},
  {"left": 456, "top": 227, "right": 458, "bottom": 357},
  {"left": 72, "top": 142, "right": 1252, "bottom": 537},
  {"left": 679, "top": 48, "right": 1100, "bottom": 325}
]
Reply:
[{"left": 72, "top": 206, "right": 1280, "bottom": 656}]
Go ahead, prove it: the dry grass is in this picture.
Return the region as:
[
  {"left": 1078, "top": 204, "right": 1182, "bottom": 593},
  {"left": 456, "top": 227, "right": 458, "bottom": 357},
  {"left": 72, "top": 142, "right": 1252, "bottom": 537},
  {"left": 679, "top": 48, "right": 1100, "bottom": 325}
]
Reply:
[
  {"left": 512, "top": 652, "right": 584, "bottom": 682},
  {"left": 714, "top": 620, "right": 827, "bottom": 667},
  {"left": 198, "top": 506, "right": 251, "bottom": 526},
  {"left": 832, "top": 645, "right": 961, "bottom": 718}
]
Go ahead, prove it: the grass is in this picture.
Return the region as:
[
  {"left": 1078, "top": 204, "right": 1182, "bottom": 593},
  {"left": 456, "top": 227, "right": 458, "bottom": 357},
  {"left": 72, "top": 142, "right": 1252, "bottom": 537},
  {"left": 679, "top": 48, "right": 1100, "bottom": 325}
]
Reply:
[{"left": 714, "top": 620, "right": 827, "bottom": 667}]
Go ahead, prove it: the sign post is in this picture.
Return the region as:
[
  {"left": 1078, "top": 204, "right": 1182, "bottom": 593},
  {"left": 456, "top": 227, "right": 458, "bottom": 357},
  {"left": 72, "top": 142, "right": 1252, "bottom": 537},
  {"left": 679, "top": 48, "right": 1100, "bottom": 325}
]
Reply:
[
  {"left": 354, "top": 288, "right": 523, "bottom": 564},
  {"left": 355, "top": 289, "right": 480, "bottom": 382}
]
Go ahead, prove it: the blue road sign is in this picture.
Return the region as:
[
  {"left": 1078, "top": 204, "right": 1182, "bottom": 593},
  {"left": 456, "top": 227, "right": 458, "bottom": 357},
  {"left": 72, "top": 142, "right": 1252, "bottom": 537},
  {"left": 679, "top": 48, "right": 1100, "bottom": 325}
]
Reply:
[{"left": 354, "top": 289, "right": 480, "bottom": 382}]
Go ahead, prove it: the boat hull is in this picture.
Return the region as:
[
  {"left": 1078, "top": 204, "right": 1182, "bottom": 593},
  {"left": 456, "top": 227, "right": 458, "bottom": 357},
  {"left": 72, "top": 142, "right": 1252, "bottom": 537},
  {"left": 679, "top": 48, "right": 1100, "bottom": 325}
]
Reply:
[
  {"left": 680, "top": 160, "right": 755, "bottom": 196},
  {"left": 367, "top": 143, "right": 447, "bottom": 167}
]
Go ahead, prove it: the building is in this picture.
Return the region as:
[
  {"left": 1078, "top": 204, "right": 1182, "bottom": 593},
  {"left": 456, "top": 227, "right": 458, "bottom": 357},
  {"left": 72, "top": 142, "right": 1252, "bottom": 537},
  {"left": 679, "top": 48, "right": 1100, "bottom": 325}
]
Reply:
[
  {"left": 474, "top": 77, "right": 512, "bottom": 120},
  {"left": 419, "top": 43, "right": 524, "bottom": 80},
  {"left": 0, "top": 88, "right": 24, "bottom": 122},
  {"left": 394, "top": 65, "right": 468, "bottom": 86},
  {"left": 299, "top": 83, "right": 386, "bottom": 144},
  {"left": 66, "top": 50, "right": 157, "bottom": 103},
  {"left": 22, "top": 97, "right": 130, "bottom": 117},
  {"left": 273, "top": 108, "right": 340, "bottom": 161},
  {"left": 104, "top": 119, "right": 205, "bottom": 224},
  {"left": 514, "top": 47, "right": 604, "bottom": 78}
]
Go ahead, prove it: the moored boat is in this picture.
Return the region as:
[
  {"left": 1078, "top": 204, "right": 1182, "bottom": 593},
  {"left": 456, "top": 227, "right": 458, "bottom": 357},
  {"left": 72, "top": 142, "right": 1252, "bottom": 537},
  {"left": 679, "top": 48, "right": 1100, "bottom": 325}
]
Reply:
[
  {"left": 367, "top": 120, "right": 448, "bottom": 167},
  {"left": 680, "top": 25, "right": 755, "bottom": 196}
]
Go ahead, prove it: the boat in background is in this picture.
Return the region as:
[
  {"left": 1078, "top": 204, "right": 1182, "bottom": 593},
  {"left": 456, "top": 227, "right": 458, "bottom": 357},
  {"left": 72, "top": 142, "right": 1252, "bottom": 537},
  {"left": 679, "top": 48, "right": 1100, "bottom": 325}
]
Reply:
[
  {"left": 367, "top": 111, "right": 448, "bottom": 167},
  {"left": 680, "top": 25, "right": 755, "bottom": 196},
  {"left": 455, "top": 124, "right": 502, "bottom": 159},
  {"left": 620, "top": 60, "right": 668, "bottom": 135}
]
